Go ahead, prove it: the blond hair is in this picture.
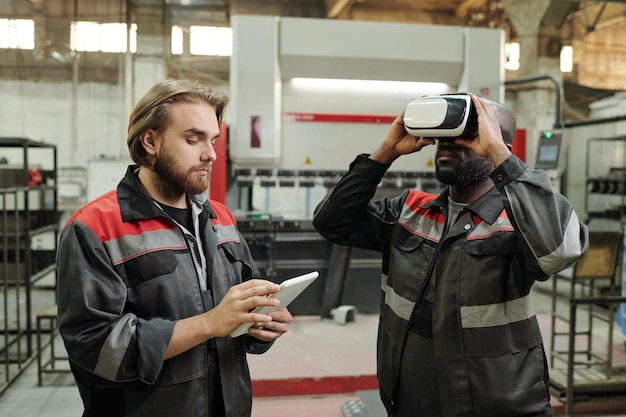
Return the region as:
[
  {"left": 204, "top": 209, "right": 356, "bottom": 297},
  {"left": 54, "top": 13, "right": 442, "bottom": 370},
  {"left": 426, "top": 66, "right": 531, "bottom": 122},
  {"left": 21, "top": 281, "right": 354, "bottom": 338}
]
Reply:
[{"left": 127, "top": 79, "right": 228, "bottom": 166}]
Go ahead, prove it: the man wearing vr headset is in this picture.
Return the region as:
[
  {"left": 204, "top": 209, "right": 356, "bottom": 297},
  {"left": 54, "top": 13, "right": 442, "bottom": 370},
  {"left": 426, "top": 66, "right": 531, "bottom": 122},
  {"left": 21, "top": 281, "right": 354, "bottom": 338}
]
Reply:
[{"left": 313, "top": 93, "right": 588, "bottom": 417}]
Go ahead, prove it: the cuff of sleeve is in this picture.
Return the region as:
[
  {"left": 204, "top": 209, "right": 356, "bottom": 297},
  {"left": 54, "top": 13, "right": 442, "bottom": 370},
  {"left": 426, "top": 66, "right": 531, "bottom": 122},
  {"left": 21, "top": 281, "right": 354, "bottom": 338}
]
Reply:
[
  {"left": 349, "top": 154, "right": 390, "bottom": 180},
  {"left": 137, "top": 318, "right": 176, "bottom": 383},
  {"left": 245, "top": 337, "right": 274, "bottom": 354},
  {"left": 490, "top": 154, "right": 526, "bottom": 188}
]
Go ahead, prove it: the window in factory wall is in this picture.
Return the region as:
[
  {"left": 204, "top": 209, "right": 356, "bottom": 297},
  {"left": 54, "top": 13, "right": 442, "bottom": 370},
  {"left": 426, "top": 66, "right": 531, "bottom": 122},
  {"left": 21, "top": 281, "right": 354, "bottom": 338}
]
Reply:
[
  {"left": 506, "top": 41, "right": 573, "bottom": 73},
  {"left": 70, "top": 22, "right": 137, "bottom": 53},
  {"left": 560, "top": 45, "right": 573, "bottom": 73},
  {"left": 171, "top": 25, "right": 232, "bottom": 56},
  {"left": 190, "top": 26, "right": 232, "bottom": 56},
  {"left": 505, "top": 42, "right": 519, "bottom": 71},
  {"left": 171, "top": 26, "right": 184, "bottom": 55},
  {"left": 0, "top": 19, "right": 34, "bottom": 49}
]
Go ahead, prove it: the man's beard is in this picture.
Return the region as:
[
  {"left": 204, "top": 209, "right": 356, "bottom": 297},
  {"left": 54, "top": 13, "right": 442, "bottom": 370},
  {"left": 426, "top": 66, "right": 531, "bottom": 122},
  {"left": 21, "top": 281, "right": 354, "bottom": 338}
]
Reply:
[
  {"left": 436, "top": 156, "right": 492, "bottom": 187},
  {"left": 152, "top": 147, "right": 209, "bottom": 200}
]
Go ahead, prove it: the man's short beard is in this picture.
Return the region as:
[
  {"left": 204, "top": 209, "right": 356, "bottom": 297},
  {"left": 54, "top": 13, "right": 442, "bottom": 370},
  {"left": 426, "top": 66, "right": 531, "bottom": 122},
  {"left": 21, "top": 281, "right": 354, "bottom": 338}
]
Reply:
[
  {"left": 152, "top": 148, "right": 208, "bottom": 199},
  {"left": 436, "top": 160, "right": 492, "bottom": 187}
]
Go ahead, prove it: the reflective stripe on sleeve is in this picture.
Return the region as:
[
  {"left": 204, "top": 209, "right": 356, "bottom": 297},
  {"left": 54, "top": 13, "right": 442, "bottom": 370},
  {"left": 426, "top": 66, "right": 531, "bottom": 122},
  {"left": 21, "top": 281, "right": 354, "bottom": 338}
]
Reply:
[
  {"left": 94, "top": 314, "right": 136, "bottom": 381},
  {"left": 538, "top": 211, "right": 584, "bottom": 274}
]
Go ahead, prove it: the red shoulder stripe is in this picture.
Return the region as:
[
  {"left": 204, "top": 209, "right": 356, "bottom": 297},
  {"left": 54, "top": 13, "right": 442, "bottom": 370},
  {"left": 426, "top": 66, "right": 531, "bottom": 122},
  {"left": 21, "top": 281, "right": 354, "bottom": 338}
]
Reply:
[
  {"left": 209, "top": 199, "right": 237, "bottom": 226},
  {"left": 66, "top": 191, "right": 177, "bottom": 243},
  {"left": 405, "top": 190, "right": 444, "bottom": 224}
]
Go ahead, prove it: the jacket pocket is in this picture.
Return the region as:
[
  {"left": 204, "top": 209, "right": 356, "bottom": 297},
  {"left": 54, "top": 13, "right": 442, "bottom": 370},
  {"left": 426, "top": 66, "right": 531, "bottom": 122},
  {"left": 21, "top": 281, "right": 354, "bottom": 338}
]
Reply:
[
  {"left": 154, "top": 345, "right": 207, "bottom": 386},
  {"left": 460, "top": 232, "right": 518, "bottom": 306},
  {"left": 125, "top": 372, "right": 206, "bottom": 416},
  {"left": 118, "top": 250, "right": 179, "bottom": 287},
  {"left": 463, "top": 230, "right": 516, "bottom": 256},
  {"left": 467, "top": 344, "right": 550, "bottom": 417},
  {"left": 219, "top": 241, "right": 254, "bottom": 280},
  {"left": 395, "top": 333, "right": 441, "bottom": 416},
  {"left": 389, "top": 231, "right": 433, "bottom": 295},
  {"left": 392, "top": 230, "right": 425, "bottom": 252},
  {"left": 462, "top": 306, "right": 544, "bottom": 357}
]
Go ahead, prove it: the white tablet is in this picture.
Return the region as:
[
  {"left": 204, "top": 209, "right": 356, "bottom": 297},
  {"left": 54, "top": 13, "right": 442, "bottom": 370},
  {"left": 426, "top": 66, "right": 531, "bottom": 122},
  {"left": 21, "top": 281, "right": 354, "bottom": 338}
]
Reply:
[{"left": 230, "top": 271, "right": 319, "bottom": 338}]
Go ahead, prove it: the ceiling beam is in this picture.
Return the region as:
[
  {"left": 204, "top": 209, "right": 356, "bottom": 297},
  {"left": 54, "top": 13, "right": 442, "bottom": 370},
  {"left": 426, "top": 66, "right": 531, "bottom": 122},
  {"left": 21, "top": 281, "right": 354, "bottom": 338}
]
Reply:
[
  {"left": 326, "top": 0, "right": 357, "bottom": 18},
  {"left": 541, "top": 0, "right": 578, "bottom": 28},
  {"left": 456, "top": 0, "right": 487, "bottom": 19}
]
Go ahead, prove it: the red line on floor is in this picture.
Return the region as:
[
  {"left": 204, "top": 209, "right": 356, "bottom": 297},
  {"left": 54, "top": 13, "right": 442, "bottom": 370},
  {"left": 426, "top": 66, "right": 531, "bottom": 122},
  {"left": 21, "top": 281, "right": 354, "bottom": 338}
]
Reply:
[{"left": 252, "top": 375, "right": 378, "bottom": 397}]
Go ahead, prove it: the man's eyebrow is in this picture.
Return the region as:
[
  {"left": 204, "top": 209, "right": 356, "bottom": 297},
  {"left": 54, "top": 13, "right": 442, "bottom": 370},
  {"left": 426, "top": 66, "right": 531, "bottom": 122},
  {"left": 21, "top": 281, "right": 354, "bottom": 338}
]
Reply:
[
  {"left": 186, "top": 127, "right": 220, "bottom": 141},
  {"left": 187, "top": 127, "right": 207, "bottom": 136}
]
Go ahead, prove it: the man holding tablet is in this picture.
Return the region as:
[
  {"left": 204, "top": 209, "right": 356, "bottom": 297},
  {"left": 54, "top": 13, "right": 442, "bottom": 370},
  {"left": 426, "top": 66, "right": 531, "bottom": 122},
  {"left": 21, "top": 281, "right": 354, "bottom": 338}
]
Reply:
[
  {"left": 231, "top": 271, "right": 319, "bottom": 337},
  {"left": 56, "top": 79, "right": 294, "bottom": 417}
]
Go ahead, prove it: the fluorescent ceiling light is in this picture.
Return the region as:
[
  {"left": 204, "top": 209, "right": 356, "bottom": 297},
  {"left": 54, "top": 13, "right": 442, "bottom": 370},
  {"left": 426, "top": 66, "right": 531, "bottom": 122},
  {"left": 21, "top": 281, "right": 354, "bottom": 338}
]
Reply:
[{"left": 289, "top": 78, "right": 450, "bottom": 96}]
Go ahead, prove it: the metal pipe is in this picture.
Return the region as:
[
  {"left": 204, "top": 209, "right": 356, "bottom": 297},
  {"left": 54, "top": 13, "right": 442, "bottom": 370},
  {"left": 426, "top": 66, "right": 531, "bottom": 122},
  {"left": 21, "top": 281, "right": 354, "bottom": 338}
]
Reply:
[
  {"left": 504, "top": 75, "right": 562, "bottom": 130},
  {"left": 71, "top": 53, "right": 80, "bottom": 167},
  {"left": 71, "top": 0, "right": 79, "bottom": 167},
  {"left": 123, "top": 0, "right": 133, "bottom": 156},
  {"left": 566, "top": 300, "right": 576, "bottom": 417},
  {"left": 565, "top": 115, "right": 626, "bottom": 128}
]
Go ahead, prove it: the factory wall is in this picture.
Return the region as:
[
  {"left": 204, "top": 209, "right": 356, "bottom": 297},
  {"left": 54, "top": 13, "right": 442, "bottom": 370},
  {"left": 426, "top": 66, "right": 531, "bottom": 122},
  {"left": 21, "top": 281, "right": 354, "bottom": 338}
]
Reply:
[
  {"left": 0, "top": 79, "right": 230, "bottom": 206},
  {"left": 0, "top": 80, "right": 126, "bottom": 167},
  {"left": 0, "top": 16, "right": 505, "bottom": 218}
]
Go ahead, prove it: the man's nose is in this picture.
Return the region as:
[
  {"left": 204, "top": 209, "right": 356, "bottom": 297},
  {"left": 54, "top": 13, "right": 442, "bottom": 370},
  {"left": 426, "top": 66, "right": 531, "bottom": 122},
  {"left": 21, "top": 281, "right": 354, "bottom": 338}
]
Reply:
[{"left": 202, "top": 142, "right": 217, "bottom": 161}]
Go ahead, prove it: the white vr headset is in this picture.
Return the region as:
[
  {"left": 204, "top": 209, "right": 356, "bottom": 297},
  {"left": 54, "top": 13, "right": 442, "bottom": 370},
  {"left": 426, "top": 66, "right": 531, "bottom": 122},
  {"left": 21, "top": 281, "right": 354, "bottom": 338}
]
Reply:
[{"left": 403, "top": 93, "right": 478, "bottom": 139}]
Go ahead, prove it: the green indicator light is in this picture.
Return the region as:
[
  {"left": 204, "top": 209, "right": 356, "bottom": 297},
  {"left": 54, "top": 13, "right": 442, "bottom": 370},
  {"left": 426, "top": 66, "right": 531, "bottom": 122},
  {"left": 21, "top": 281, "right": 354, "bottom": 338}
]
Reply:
[{"left": 544, "top": 131, "right": 552, "bottom": 139}]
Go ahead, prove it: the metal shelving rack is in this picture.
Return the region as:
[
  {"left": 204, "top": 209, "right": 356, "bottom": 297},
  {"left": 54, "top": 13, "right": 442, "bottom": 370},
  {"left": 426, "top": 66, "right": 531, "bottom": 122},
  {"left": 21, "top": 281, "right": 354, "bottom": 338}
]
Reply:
[
  {"left": 549, "top": 135, "right": 626, "bottom": 416},
  {"left": 0, "top": 137, "right": 58, "bottom": 395},
  {"left": 584, "top": 136, "right": 626, "bottom": 224}
]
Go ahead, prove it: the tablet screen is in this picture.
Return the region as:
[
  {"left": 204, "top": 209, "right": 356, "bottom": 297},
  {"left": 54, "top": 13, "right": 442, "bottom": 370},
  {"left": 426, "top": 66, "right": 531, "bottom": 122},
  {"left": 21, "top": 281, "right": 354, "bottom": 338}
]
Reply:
[{"left": 230, "top": 271, "right": 319, "bottom": 337}]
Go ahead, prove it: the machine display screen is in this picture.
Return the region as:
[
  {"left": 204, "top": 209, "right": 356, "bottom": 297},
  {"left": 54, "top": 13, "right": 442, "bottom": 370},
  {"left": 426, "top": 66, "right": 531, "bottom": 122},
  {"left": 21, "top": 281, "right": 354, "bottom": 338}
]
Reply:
[
  {"left": 535, "top": 133, "right": 562, "bottom": 170},
  {"left": 538, "top": 144, "right": 559, "bottom": 162}
]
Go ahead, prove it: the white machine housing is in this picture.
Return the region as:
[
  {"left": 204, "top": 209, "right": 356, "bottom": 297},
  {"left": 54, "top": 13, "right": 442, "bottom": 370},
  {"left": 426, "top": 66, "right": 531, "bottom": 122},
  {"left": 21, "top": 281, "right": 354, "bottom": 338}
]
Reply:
[{"left": 229, "top": 15, "right": 505, "bottom": 174}]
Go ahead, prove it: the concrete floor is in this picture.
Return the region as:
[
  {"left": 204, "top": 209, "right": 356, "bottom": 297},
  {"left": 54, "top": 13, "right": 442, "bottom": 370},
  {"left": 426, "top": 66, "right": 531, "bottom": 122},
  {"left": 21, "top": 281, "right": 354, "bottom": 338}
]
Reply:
[{"left": 1, "top": 275, "right": 626, "bottom": 417}]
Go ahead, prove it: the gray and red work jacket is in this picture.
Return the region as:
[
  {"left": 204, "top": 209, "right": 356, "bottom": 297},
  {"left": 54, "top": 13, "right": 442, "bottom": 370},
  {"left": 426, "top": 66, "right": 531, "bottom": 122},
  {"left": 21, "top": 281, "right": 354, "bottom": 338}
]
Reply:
[
  {"left": 57, "top": 165, "right": 270, "bottom": 417},
  {"left": 313, "top": 154, "right": 588, "bottom": 417}
]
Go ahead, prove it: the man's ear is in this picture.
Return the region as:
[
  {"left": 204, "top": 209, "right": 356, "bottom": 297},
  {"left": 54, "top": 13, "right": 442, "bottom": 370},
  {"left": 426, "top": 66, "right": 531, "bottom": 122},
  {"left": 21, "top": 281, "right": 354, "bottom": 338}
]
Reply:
[
  {"left": 140, "top": 129, "right": 158, "bottom": 156},
  {"left": 505, "top": 143, "right": 513, "bottom": 151}
]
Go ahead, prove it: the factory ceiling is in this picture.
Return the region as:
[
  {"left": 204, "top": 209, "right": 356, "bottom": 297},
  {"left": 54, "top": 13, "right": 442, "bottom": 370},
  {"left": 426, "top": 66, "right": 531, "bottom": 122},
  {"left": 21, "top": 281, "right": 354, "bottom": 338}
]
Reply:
[{"left": 0, "top": 0, "right": 624, "bottom": 119}]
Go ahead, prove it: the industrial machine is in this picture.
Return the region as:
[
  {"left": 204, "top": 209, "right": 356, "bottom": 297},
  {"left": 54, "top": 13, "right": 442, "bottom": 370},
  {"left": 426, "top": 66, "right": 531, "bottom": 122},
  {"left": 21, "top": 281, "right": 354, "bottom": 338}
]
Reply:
[{"left": 227, "top": 15, "right": 506, "bottom": 316}]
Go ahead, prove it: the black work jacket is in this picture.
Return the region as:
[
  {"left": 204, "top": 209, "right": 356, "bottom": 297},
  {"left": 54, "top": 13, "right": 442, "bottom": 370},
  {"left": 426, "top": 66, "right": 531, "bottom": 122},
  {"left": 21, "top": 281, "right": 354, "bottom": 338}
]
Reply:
[
  {"left": 57, "top": 165, "right": 271, "bottom": 417},
  {"left": 313, "top": 154, "right": 588, "bottom": 417}
]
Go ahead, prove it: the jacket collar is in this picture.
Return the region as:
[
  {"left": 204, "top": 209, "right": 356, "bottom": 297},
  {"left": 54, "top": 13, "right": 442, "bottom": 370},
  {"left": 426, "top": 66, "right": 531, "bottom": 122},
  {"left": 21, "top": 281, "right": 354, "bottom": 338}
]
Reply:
[
  {"left": 117, "top": 165, "right": 217, "bottom": 222},
  {"left": 421, "top": 186, "right": 504, "bottom": 225},
  {"left": 464, "top": 186, "right": 504, "bottom": 225}
]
